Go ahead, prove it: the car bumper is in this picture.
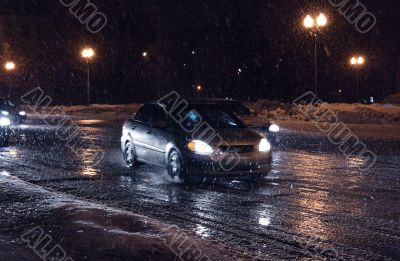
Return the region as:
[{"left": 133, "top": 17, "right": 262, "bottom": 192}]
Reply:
[
  {"left": 251, "top": 127, "right": 279, "bottom": 144},
  {"left": 0, "top": 127, "right": 11, "bottom": 138},
  {"left": 10, "top": 115, "right": 26, "bottom": 124},
  {"left": 185, "top": 151, "right": 272, "bottom": 177}
]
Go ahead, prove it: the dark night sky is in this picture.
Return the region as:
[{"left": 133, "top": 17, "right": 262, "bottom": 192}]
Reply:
[{"left": 0, "top": 0, "right": 399, "bottom": 104}]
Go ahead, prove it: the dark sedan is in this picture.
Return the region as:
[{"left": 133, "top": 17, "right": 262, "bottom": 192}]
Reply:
[
  {"left": 0, "top": 114, "right": 11, "bottom": 144},
  {"left": 121, "top": 102, "right": 272, "bottom": 181},
  {"left": 0, "top": 98, "right": 27, "bottom": 124}
]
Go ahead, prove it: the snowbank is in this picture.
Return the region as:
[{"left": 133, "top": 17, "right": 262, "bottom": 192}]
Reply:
[
  {"left": 249, "top": 100, "right": 400, "bottom": 125},
  {"left": 25, "top": 103, "right": 143, "bottom": 120},
  {"left": 384, "top": 93, "right": 400, "bottom": 105}
]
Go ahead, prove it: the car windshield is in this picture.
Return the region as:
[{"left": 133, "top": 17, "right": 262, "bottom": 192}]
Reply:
[
  {"left": 224, "top": 102, "right": 253, "bottom": 116},
  {"left": 0, "top": 98, "right": 15, "bottom": 107},
  {"left": 182, "top": 105, "right": 246, "bottom": 128}
]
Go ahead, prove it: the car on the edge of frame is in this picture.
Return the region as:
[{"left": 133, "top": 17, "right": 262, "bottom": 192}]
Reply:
[
  {"left": 0, "top": 98, "right": 27, "bottom": 124},
  {"left": 121, "top": 102, "right": 272, "bottom": 181},
  {"left": 0, "top": 110, "right": 12, "bottom": 145},
  {"left": 194, "top": 98, "right": 280, "bottom": 144}
]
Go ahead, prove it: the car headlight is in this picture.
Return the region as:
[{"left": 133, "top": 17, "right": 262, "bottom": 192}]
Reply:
[
  {"left": 19, "top": 111, "right": 26, "bottom": 116},
  {"left": 269, "top": 123, "right": 280, "bottom": 133},
  {"left": 0, "top": 117, "right": 11, "bottom": 127},
  {"left": 259, "top": 138, "right": 271, "bottom": 152},
  {"left": 1, "top": 111, "right": 9, "bottom": 116},
  {"left": 188, "top": 140, "right": 213, "bottom": 155}
]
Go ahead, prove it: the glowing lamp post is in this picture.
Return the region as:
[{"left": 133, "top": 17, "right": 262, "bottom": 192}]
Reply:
[
  {"left": 4, "top": 61, "right": 16, "bottom": 98},
  {"left": 303, "top": 13, "right": 328, "bottom": 94},
  {"left": 81, "top": 48, "right": 95, "bottom": 105},
  {"left": 350, "top": 56, "right": 365, "bottom": 101},
  {"left": 5, "top": 61, "right": 15, "bottom": 71}
]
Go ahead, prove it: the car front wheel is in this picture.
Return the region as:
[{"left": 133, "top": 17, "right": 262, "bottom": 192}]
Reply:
[
  {"left": 167, "top": 150, "right": 185, "bottom": 181},
  {"left": 124, "top": 141, "right": 137, "bottom": 169}
]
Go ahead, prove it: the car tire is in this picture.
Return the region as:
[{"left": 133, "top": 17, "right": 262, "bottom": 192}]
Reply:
[
  {"left": 167, "top": 150, "right": 186, "bottom": 182},
  {"left": 124, "top": 141, "right": 137, "bottom": 169}
]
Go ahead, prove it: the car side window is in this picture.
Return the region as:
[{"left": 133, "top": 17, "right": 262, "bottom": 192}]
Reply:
[
  {"left": 134, "top": 105, "right": 152, "bottom": 124},
  {"left": 150, "top": 106, "right": 168, "bottom": 124},
  {"left": 134, "top": 104, "right": 167, "bottom": 125}
]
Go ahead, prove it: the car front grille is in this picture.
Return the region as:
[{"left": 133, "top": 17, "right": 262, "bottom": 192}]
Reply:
[{"left": 219, "top": 145, "right": 255, "bottom": 154}]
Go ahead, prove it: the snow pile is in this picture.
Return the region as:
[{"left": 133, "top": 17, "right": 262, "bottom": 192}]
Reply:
[
  {"left": 55, "top": 104, "right": 142, "bottom": 119},
  {"left": 249, "top": 100, "right": 400, "bottom": 125},
  {"left": 25, "top": 103, "right": 143, "bottom": 120},
  {"left": 384, "top": 93, "right": 400, "bottom": 105}
]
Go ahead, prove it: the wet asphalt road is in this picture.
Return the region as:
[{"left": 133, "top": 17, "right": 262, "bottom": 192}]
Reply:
[{"left": 1, "top": 117, "right": 399, "bottom": 260}]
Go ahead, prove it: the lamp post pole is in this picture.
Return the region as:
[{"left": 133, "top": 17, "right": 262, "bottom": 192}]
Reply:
[
  {"left": 314, "top": 34, "right": 318, "bottom": 94},
  {"left": 87, "top": 65, "right": 91, "bottom": 105},
  {"left": 350, "top": 56, "right": 365, "bottom": 102},
  {"left": 303, "top": 13, "right": 328, "bottom": 95},
  {"left": 4, "top": 61, "right": 16, "bottom": 98},
  {"left": 81, "top": 48, "right": 95, "bottom": 105}
]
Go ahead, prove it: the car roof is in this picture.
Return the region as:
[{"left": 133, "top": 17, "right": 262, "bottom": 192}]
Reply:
[
  {"left": 148, "top": 100, "right": 241, "bottom": 108},
  {"left": 191, "top": 98, "right": 239, "bottom": 104}
]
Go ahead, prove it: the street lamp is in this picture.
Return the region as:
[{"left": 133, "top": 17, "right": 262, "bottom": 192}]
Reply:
[
  {"left": 4, "top": 61, "right": 16, "bottom": 98},
  {"left": 350, "top": 56, "right": 365, "bottom": 102},
  {"left": 5, "top": 61, "right": 15, "bottom": 71},
  {"left": 81, "top": 47, "right": 95, "bottom": 105},
  {"left": 303, "top": 13, "right": 328, "bottom": 94},
  {"left": 196, "top": 85, "right": 203, "bottom": 92}
]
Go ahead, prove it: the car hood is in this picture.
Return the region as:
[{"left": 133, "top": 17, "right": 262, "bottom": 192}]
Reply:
[
  {"left": 191, "top": 127, "right": 262, "bottom": 146},
  {"left": 238, "top": 115, "right": 272, "bottom": 128},
  {"left": 0, "top": 106, "right": 19, "bottom": 114}
]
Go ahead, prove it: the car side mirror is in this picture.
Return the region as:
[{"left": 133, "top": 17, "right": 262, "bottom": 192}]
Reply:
[{"left": 152, "top": 120, "right": 169, "bottom": 129}]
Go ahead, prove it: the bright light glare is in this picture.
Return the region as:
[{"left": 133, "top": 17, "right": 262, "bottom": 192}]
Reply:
[
  {"left": 142, "top": 52, "right": 148, "bottom": 57},
  {"left": 303, "top": 15, "right": 314, "bottom": 28},
  {"left": 5, "top": 62, "right": 15, "bottom": 71},
  {"left": 19, "top": 111, "right": 26, "bottom": 116},
  {"left": 351, "top": 56, "right": 365, "bottom": 66},
  {"left": 197, "top": 85, "right": 203, "bottom": 91},
  {"left": 0, "top": 171, "right": 10, "bottom": 177},
  {"left": 188, "top": 140, "right": 213, "bottom": 155},
  {"left": 259, "top": 139, "right": 271, "bottom": 152},
  {"left": 316, "top": 13, "right": 328, "bottom": 27},
  {"left": 259, "top": 217, "right": 271, "bottom": 226},
  {"left": 81, "top": 48, "right": 95, "bottom": 59},
  {"left": 269, "top": 124, "right": 280, "bottom": 133},
  {"left": 0, "top": 117, "right": 11, "bottom": 126},
  {"left": 1, "top": 111, "right": 9, "bottom": 116}
]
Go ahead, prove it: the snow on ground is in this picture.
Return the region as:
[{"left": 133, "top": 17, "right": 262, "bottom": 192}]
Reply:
[
  {"left": 25, "top": 104, "right": 142, "bottom": 120},
  {"left": 249, "top": 100, "right": 400, "bottom": 125},
  {"left": 0, "top": 173, "right": 253, "bottom": 260},
  {"left": 384, "top": 92, "right": 400, "bottom": 105}
]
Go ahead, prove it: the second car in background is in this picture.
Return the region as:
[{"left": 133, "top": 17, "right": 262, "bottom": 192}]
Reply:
[{"left": 0, "top": 98, "right": 27, "bottom": 124}]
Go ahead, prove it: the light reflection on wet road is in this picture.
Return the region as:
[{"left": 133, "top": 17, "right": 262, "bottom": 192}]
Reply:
[{"left": 1, "top": 118, "right": 399, "bottom": 259}]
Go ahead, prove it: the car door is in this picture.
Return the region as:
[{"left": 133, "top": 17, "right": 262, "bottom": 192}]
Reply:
[
  {"left": 129, "top": 105, "right": 155, "bottom": 162},
  {"left": 130, "top": 104, "right": 169, "bottom": 165},
  {"left": 146, "top": 105, "right": 171, "bottom": 165}
]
